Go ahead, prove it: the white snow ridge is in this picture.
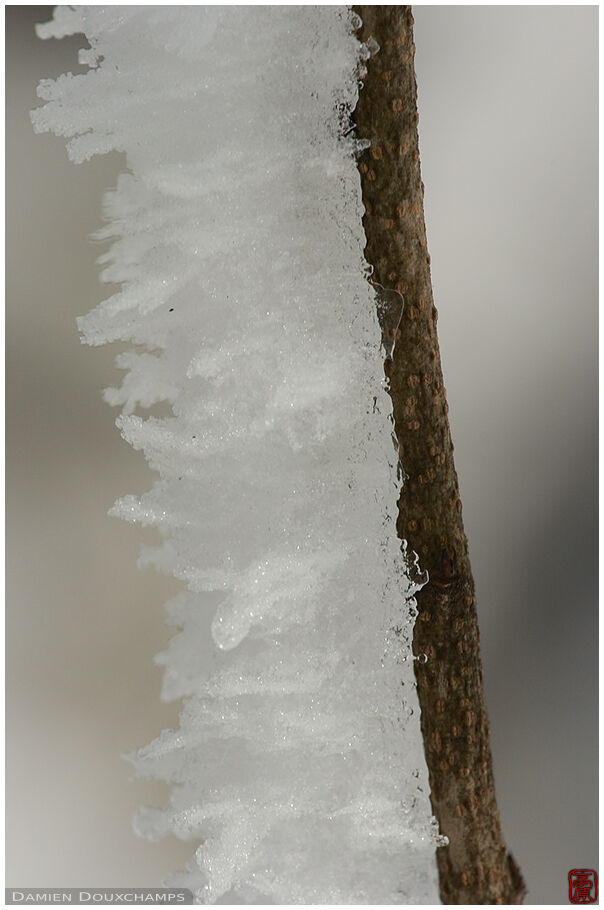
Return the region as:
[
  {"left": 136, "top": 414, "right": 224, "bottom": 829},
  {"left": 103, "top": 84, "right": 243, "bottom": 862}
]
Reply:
[{"left": 33, "top": 6, "right": 443, "bottom": 904}]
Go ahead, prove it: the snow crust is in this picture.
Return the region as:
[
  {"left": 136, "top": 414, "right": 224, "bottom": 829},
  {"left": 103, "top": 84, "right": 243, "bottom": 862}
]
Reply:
[{"left": 33, "top": 6, "right": 442, "bottom": 903}]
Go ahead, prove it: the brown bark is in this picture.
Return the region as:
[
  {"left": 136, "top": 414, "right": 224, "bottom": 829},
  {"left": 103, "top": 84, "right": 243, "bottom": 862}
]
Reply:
[{"left": 353, "top": 6, "right": 526, "bottom": 904}]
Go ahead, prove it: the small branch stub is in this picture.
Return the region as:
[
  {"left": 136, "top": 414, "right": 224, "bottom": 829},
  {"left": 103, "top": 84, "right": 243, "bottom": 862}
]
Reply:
[{"left": 353, "top": 6, "right": 526, "bottom": 904}]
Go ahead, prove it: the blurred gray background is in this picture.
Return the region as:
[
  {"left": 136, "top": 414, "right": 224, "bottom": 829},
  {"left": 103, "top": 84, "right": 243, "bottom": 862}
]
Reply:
[{"left": 6, "top": 5, "right": 597, "bottom": 904}]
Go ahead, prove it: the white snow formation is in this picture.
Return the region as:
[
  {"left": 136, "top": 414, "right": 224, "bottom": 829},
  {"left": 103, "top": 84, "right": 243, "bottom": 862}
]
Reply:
[{"left": 32, "top": 6, "right": 443, "bottom": 903}]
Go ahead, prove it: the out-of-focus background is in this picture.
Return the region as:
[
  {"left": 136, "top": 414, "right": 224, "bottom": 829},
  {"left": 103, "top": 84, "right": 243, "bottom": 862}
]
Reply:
[{"left": 6, "top": 5, "right": 597, "bottom": 904}]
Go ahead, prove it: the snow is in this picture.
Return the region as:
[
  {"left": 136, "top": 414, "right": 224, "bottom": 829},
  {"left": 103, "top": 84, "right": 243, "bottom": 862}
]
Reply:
[{"left": 33, "top": 6, "right": 442, "bottom": 903}]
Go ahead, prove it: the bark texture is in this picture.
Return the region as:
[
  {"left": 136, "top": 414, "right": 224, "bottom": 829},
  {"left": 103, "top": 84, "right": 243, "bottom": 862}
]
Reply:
[{"left": 353, "top": 6, "right": 526, "bottom": 904}]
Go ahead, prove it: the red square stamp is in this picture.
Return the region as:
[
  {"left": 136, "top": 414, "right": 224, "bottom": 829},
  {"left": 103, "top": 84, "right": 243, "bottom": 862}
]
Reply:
[{"left": 569, "top": 869, "right": 598, "bottom": 903}]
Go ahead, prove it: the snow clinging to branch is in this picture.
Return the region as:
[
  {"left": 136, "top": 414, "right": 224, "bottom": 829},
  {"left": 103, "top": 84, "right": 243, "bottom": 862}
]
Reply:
[{"left": 33, "top": 6, "right": 442, "bottom": 903}]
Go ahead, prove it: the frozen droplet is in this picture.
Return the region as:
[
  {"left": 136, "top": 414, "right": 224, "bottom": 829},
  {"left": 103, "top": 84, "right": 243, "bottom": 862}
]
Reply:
[
  {"left": 372, "top": 282, "right": 404, "bottom": 361},
  {"left": 402, "top": 542, "right": 429, "bottom": 589},
  {"left": 415, "top": 653, "right": 428, "bottom": 664},
  {"left": 350, "top": 11, "right": 362, "bottom": 31},
  {"left": 366, "top": 36, "right": 380, "bottom": 57},
  {"left": 353, "top": 137, "right": 371, "bottom": 156},
  {"left": 211, "top": 604, "right": 252, "bottom": 651}
]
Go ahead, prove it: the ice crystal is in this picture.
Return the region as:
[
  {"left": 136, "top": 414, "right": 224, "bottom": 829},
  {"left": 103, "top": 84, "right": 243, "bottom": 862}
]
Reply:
[{"left": 33, "top": 6, "right": 441, "bottom": 903}]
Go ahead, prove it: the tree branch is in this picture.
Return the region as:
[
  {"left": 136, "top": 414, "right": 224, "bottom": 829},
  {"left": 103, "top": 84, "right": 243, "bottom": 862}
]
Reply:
[{"left": 353, "top": 6, "right": 526, "bottom": 903}]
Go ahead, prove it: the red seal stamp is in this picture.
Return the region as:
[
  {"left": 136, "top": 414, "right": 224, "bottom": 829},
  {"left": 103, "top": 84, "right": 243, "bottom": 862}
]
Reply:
[{"left": 569, "top": 869, "right": 598, "bottom": 904}]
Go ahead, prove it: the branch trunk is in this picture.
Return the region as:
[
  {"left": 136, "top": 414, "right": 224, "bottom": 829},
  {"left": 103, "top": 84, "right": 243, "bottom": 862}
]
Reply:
[{"left": 353, "top": 6, "right": 526, "bottom": 904}]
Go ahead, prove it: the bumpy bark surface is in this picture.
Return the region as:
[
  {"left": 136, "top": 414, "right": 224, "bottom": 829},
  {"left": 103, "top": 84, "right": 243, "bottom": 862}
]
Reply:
[{"left": 353, "top": 6, "right": 526, "bottom": 904}]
